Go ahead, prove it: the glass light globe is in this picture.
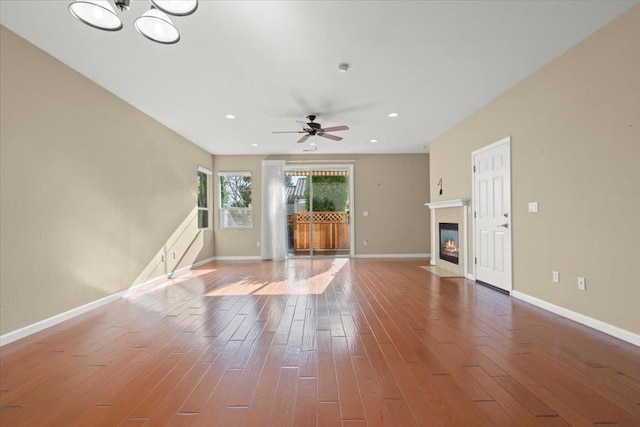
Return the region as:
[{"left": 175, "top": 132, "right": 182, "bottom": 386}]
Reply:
[
  {"left": 135, "top": 8, "right": 180, "bottom": 44},
  {"left": 69, "top": 0, "right": 122, "bottom": 31},
  {"left": 150, "top": 0, "right": 198, "bottom": 17}
]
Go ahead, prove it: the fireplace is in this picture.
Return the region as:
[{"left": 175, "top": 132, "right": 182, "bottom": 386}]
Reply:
[{"left": 439, "top": 223, "right": 459, "bottom": 264}]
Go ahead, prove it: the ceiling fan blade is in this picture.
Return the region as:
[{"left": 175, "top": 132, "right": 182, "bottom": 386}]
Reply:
[
  {"left": 272, "top": 131, "right": 305, "bottom": 134},
  {"left": 297, "top": 134, "right": 310, "bottom": 144},
  {"left": 297, "top": 120, "right": 312, "bottom": 131},
  {"left": 320, "top": 125, "right": 349, "bottom": 132},
  {"left": 318, "top": 133, "right": 342, "bottom": 141}
]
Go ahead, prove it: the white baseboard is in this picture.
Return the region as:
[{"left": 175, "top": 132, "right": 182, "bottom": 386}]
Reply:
[
  {"left": 511, "top": 291, "right": 639, "bottom": 347},
  {"left": 0, "top": 291, "right": 123, "bottom": 347},
  {"left": 213, "top": 256, "right": 262, "bottom": 261},
  {"left": 354, "top": 253, "right": 430, "bottom": 259},
  {"left": 465, "top": 273, "right": 476, "bottom": 281},
  {"left": 0, "top": 256, "right": 216, "bottom": 347},
  {"left": 184, "top": 256, "right": 216, "bottom": 270}
]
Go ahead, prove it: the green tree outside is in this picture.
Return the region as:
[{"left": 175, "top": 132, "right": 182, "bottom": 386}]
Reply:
[
  {"left": 220, "top": 175, "right": 252, "bottom": 208},
  {"left": 304, "top": 175, "right": 348, "bottom": 212}
]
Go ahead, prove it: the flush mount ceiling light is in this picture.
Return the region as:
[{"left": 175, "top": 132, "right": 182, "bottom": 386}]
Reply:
[
  {"left": 388, "top": 112, "right": 399, "bottom": 118},
  {"left": 69, "top": 0, "right": 197, "bottom": 44},
  {"left": 225, "top": 114, "right": 236, "bottom": 119},
  {"left": 370, "top": 139, "right": 378, "bottom": 143},
  {"left": 337, "top": 63, "right": 350, "bottom": 73}
]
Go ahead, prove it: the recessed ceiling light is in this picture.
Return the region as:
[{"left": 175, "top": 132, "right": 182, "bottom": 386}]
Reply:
[
  {"left": 370, "top": 139, "right": 378, "bottom": 143},
  {"left": 337, "top": 63, "right": 350, "bottom": 73},
  {"left": 225, "top": 114, "right": 236, "bottom": 119},
  {"left": 309, "top": 142, "right": 317, "bottom": 146},
  {"left": 420, "top": 145, "right": 427, "bottom": 149},
  {"left": 251, "top": 143, "right": 259, "bottom": 147},
  {"left": 388, "top": 112, "right": 399, "bottom": 118}
]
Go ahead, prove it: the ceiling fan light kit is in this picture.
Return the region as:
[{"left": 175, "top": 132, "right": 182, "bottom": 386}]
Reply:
[{"left": 69, "top": 0, "right": 197, "bottom": 44}]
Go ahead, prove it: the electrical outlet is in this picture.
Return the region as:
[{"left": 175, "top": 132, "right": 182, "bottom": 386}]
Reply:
[
  {"left": 552, "top": 271, "right": 559, "bottom": 283},
  {"left": 578, "top": 277, "right": 586, "bottom": 291},
  {"left": 528, "top": 202, "right": 539, "bottom": 213},
  {"left": 172, "top": 251, "right": 177, "bottom": 259},
  {"left": 161, "top": 254, "right": 166, "bottom": 262},
  {"left": 364, "top": 239, "right": 368, "bottom": 246},
  {"left": 257, "top": 241, "right": 261, "bottom": 247}
]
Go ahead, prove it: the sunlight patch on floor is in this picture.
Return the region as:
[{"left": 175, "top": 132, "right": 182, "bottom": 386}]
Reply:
[
  {"left": 124, "top": 267, "right": 217, "bottom": 299},
  {"left": 206, "top": 258, "right": 349, "bottom": 297}
]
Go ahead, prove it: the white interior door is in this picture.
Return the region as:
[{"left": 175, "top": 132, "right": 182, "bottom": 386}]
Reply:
[{"left": 472, "top": 137, "right": 512, "bottom": 292}]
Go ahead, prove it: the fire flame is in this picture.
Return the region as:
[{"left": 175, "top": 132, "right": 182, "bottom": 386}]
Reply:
[{"left": 443, "top": 240, "right": 458, "bottom": 256}]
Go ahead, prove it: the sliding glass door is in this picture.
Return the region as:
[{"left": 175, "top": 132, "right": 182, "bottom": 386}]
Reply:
[{"left": 285, "top": 166, "right": 352, "bottom": 257}]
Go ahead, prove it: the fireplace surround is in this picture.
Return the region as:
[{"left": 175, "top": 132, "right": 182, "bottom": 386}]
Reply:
[{"left": 425, "top": 198, "right": 470, "bottom": 278}]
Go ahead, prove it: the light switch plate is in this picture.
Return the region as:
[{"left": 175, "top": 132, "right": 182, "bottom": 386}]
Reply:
[
  {"left": 528, "top": 202, "right": 539, "bottom": 213},
  {"left": 363, "top": 211, "right": 369, "bottom": 217},
  {"left": 578, "top": 277, "right": 586, "bottom": 291}
]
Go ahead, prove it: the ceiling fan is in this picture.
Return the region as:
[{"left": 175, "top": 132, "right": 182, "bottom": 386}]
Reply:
[{"left": 272, "top": 115, "right": 349, "bottom": 143}]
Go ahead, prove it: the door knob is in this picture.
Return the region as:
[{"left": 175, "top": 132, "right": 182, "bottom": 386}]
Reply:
[
  {"left": 503, "top": 213, "right": 509, "bottom": 217},
  {"left": 498, "top": 223, "right": 509, "bottom": 228}
]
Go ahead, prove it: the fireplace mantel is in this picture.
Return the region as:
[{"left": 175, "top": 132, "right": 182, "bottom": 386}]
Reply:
[
  {"left": 424, "top": 198, "right": 470, "bottom": 278},
  {"left": 425, "top": 198, "right": 469, "bottom": 209}
]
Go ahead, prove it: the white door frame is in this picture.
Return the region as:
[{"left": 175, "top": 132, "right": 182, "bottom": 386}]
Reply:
[
  {"left": 471, "top": 136, "right": 513, "bottom": 292},
  {"left": 283, "top": 163, "right": 355, "bottom": 258}
]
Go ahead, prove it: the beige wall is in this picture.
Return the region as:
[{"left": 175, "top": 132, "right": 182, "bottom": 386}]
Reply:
[
  {"left": 213, "top": 154, "right": 430, "bottom": 257},
  {"left": 0, "top": 27, "right": 214, "bottom": 335},
  {"left": 429, "top": 7, "right": 640, "bottom": 334}
]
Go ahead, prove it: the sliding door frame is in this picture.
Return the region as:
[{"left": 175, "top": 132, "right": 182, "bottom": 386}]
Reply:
[{"left": 284, "top": 163, "right": 355, "bottom": 258}]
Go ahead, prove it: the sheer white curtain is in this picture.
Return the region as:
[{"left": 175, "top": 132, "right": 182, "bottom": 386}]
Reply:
[{"left": 261, "top": 160, "right": 286, "bottom": 260}]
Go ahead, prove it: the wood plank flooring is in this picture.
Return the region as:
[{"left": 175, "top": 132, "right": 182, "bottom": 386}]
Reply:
[{"left": 1, "top": 258, "right": 639, "bottom": 426}]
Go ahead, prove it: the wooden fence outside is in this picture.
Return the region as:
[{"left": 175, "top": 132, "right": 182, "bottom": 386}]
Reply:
[{"left": 291, "top": 211, "right": 349, "bottom": 251}]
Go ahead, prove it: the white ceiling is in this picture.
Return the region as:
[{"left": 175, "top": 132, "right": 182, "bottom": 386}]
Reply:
[{"left": 1, "top": 1, "right": 637, "bottom": 155}]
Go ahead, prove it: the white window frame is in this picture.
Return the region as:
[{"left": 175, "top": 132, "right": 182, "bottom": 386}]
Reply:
[
  {"left": 218, "top": 171, "right": 253, "bottom": 229},
  {"left": 197, "top": 166, "right": 212, "bottom": 230}
]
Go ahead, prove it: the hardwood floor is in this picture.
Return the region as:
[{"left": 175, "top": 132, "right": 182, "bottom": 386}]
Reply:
[{"left": 1, "top": 258, "right": 639, "bottom": 426}]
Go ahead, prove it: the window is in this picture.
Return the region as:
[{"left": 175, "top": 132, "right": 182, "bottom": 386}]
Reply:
[
  {"left": 219, "top": 172, "right": 252, "bottom": 228},
  {"left": 197, "top": 167, "right": 212, "bottom": 229}
]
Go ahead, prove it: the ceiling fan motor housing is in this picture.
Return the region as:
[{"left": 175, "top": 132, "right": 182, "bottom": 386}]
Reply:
[{"left": 305, "top": 115, "right": 321, "bottom": 131}]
